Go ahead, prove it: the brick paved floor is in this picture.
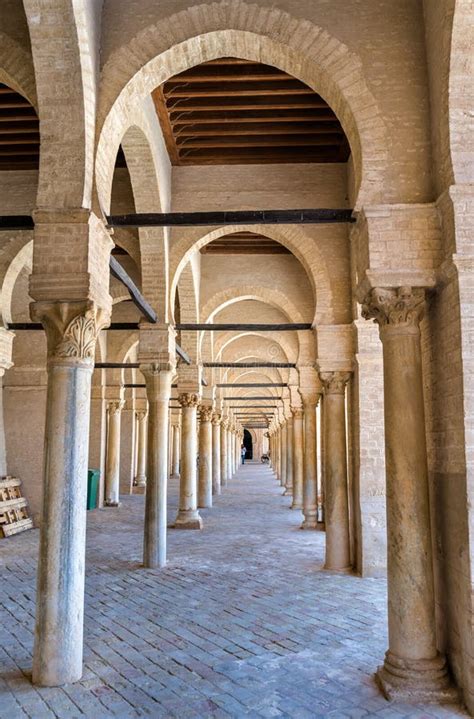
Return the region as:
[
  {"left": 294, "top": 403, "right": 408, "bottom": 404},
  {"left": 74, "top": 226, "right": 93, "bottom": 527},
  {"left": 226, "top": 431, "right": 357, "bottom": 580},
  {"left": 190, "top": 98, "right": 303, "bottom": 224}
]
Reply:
[{"left": 0, "top": 463, "right": 467, "bottom": 718}]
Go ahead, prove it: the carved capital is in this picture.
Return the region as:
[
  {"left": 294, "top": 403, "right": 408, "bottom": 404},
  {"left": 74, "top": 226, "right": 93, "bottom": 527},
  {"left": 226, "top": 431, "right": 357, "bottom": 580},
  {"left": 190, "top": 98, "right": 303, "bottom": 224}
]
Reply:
[
  {"left": 361, "top": 286, "right": 425, "bottom": 329},
  {"left": 108, "top": 399, "right": 125, "bottom": 416},
  {"left": 221, "top": 417, "right": 229, "bottom": 429},
  {"left": 320, "top": 371, "right": 351, "bottom": 395},
  {"left": 140, "top": 363, "right": 173, "bottom": 401},
  {"left": 211, "top": 412, "right": 221, "bottom": 426},
  {"left": 291, "top": 407, "right": 304, "bottom": 419},
  {"left": 31, "top": 300, "right": 110, "bottom": 366},
  {"left": 200, "top": 406, "right": 214, "bottom": 422},
  {"left": 178, "top": 392, "right": 200, "bottom": 408},
  {"left": 135, "top": 409, "right": 148, "bottom": 422}
]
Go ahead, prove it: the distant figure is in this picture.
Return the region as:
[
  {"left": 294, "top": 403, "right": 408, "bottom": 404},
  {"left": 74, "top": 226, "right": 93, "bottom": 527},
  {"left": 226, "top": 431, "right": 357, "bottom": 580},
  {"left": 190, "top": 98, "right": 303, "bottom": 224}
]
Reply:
[{"left": 241, "top": 445, "right": 247, "bottom": 464}]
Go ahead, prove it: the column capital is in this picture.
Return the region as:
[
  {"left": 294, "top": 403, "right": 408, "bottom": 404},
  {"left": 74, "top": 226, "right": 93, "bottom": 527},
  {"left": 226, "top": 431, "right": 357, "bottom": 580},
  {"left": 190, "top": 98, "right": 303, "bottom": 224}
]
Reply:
[
  {"left": 200, "top": 406, "right": 213, "bottom": 422},
  {"left": 141, "top": 364, "right": 174, "bottom": 401},
  {"left": 31, "top": 300, "right": 110, "bottom": 367},
  {"left": 211, "top": 412, "right": 221, "bottom": 426},
  {"left": 361, "top": 286, "right": 425, "bottom": 331},
  {"left": 135, "top": 408, "right": 148, "bottom": 421},
  {"left": 0, "top": 327, "right": 14, "bottom": 375},
  {"left": 221, "top": 416, "right": 229, "bottom": 429},
  {"left": 291, "top": 407, "right": 304, "bottom": 419},
  {"left": 107, "top": 399, "right": 125, "bottom": 415},
  {"left": 320, "top": 371, "right": 351, "bottom": 395},
  {"left": 178, "top": 392, "right": 200, "bottom": 408}
]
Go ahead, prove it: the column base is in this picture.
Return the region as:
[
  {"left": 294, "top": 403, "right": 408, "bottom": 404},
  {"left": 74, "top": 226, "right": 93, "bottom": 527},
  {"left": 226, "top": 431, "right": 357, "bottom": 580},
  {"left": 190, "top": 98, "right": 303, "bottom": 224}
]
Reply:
[
  {"left": 300, "top": 514, "right": 317, "bottom": 529},
  {"left": 170, "top": 473, "right": 180, "bottom": 479},
  {"left": 174, "top": 510, "right": 203, "bottom": 530},
  {"left": 104, "top": 500, "right": 121, "bottom": 507},
  {"left": 291, "top": 500, "right": 303, "bottom": 509},
  {"left": 376, "top": 651, "right": 458, "bottom": 705},
  {"left": 134, "top": 475, "right": 146, "bottom": 487},
  {"left": 283, "top": 488, "right": 293, "bottom": 496}
]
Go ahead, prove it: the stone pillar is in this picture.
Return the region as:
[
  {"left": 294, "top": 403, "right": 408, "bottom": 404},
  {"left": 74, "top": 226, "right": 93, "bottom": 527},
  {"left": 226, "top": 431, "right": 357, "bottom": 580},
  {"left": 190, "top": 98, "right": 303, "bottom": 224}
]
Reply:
[
  {"left": 104, "top": 399, "right": 125, "bottom": 506},
  {"left": 31, "top": 302, "right": 108, "bottom": 686},
  {"left": 0, "top": 328, "right": 14, "bottom": 474},
  {"left": 320, "top": 372, "right": 351, "bottom": 571},
  {"left": 227, "top": 424, "right": 233, "bottom": 478},
  {"left": 284, "top": 417, "right": 293, "bottom": 496},
  {"left": 362, "top": 287, "right": 455, "bottom": 702},
  {"left": 280, "top": 421, "right": 287, "bottom": 489},
  {"left": 175, "top": 393, "right": 202, "bottom": 529},
  {"left": 211, "top": 413, "right": 221, "bottom": 495},
  {"left": 134, "top": 409, "right": 147, "bottom": 487},
  {"left": 171, "top": 421, "right": 180, "bottom": 478},
  {"left": 198, "top": 406, "right": 213, "bottom": 508},
  {"left": 291, "top": 408, "right": 304, "bottom": 510},
  {"left": 220, "top": 417, "right": 229, "bottom": 487},
  {"left": 301, "top": 395, "right": 320, "bottom": 529},
  {"left": 141, "top": 364, "right": 173, "bottom": 568}
]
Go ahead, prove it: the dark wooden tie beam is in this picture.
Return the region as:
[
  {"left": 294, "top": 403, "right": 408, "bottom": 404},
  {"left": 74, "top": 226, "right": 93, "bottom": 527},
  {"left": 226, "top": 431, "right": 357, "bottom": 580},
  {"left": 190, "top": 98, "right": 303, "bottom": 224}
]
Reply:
[
  {"left": 177, "top": 323, "right": 312, "bottom": 331},
  {"left": 227, "top": 405, "right": 277, "bottom": 408},
  {"left": 107, "top": 209, "right": 354, "bottom": 228},
  {"left": 218, "top": 382, "right": 287, "bottom": 387},
  {"left": 205, "top": 362, "right": 295, "bottom": 368},
  {"left": 223, "top": 396, "right": 282, "bottom": 400},
  {"left": 0, "top": 215, "right": 34, "bottom": 231},
  {"left": 109, "top": 255, "right": 157, "bottom": 324}
]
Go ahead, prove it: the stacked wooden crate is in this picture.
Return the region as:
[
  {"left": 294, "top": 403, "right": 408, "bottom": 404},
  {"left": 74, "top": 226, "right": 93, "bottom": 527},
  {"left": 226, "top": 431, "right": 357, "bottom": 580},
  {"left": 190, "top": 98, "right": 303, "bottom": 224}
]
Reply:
[{"left": 0, "top": 476, "right": 33, "bottom": 537}]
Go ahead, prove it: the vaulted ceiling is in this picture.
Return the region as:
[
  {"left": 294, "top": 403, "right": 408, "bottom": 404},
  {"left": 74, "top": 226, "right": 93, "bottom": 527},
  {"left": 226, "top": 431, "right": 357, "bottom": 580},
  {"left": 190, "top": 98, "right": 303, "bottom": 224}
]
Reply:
[{"left": 0, "top": 84, "right": 39, "bottom": 170}]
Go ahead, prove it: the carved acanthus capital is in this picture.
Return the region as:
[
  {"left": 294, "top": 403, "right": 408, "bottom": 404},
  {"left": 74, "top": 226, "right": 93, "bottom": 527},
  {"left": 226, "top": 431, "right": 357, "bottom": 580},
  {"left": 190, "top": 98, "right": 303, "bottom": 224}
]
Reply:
[
  {"left": 221, "top": 416, "right": 229, "bottom": 429},
  {"left": 178, "top": 392, "right": 200, "bottom": 408},
  {"left": 291, "top": 406, "right": 304, "bottom": 419},
  {"left": 211, "top": 412, "right": 221, "bottom": 426},
  {"left": 320, "top": 371, "right": 351, "bottom": 395},
  {"left": 361, "top": 286, "right": 425, "bottom": 329},
  {"left": 31, "top": 300, "right": 110, "bottom": 366},
  {"left": 135, "top": 409, "right": 148, "bottom": 422},
  {"left": 200, "top": 406, "right": 214, "bottom": 422},
  {"left": 108, "top": 399, "right": 125, "bottom": 416}
]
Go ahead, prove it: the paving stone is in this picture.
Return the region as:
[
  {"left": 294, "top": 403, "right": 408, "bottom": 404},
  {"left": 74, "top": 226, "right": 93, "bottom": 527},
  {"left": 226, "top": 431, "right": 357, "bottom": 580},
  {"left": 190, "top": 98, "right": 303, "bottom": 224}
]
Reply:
[{"left": 0, "top": 464, "right": 468, "bottom": 718}]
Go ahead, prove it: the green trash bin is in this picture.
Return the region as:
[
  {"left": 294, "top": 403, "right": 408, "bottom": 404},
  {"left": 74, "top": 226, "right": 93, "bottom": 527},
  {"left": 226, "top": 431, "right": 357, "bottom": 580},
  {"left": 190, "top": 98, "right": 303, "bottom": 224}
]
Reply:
[{"left": 87, "top": 469, "right": 100, "bottom": 510}]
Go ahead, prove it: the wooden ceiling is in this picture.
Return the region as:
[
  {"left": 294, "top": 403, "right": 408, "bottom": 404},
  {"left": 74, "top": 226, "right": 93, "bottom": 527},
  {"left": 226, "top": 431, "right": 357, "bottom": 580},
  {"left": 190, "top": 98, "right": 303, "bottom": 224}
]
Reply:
[
  {"left": 200, "top": 231, "right": 291, "bottom": 254},
  {"left": 0, "top": 84, "right": 39, "bottom": 170},
  {"left": 153, "top": 58, "right": 350, "bottom": 165}
]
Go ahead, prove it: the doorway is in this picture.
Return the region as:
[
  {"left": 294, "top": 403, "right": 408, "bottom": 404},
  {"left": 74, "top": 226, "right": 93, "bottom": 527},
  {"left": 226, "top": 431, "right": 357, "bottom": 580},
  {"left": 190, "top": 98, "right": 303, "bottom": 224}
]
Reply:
[{"left": 243, "top": 429, "right": 253, "bottom": 460}]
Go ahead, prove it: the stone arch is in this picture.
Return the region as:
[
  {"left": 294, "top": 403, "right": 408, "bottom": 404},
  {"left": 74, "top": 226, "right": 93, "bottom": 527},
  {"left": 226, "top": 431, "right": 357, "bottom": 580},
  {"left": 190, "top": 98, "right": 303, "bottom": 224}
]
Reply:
[
  {"left": 214, "top": 331, "right": 296, "bottom": 365},
  {"left": 96, "top": 2, "right": 390, "bottom": 213},
  {"left": 177, "top": 262, "right": 200, "bottom": 363},
  {"left": 449, "top": 0, "right": 474, "bottom": 185},
  {"left": 0, "top": 234, "right": 33, "bottom": 325},
  {"left": 171, "top": 224, "right": 332, "bottom": 325},
  {"left": 0, "top": 32, "right": 37, "bottom": 108}
]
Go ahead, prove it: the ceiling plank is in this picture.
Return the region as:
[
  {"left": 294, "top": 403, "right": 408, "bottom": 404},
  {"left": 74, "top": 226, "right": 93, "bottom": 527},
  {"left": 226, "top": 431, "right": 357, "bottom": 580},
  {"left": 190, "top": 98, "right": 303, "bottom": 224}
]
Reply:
[{"left": 151, "top": 87, "right": 180, "bottom": 165}]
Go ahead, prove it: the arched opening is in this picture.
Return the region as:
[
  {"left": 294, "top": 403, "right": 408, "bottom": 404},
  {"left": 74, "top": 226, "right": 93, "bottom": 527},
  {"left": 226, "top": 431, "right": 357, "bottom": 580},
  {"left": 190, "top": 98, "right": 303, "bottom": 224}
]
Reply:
[{"left": 243, "top": 428, "right": 253, "bottom": 460}]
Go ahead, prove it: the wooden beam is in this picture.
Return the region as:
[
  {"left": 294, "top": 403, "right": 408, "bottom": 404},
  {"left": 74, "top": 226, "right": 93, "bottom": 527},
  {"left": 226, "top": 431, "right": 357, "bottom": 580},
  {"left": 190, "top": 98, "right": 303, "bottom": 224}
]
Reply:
[
  {"left": 176, "top": 343, "right": 191, "bottom": 365},
  {"left": 165, "top": 83, "right": 315, "bottom": 98},
  {"left": 223, "top": 396, "right": 282, "bottom": 400},
  {"left": 0, "top": 215, "right": 34, "bottom": 230},
  {"left": 177, "top": 323, "right": 311, "bottom": 331},
  {"left": 8, "top": 322, "right": 141, "bottom": 331},
  {"left": 166, "top": 97, "right": 328, "bottom": 111},
  {"left": 205, "top": 362, "right": 295, "bottom": 368},
  {"left": 175, "top": 123, "right": 342, "bottom": 136},
  {"left": 177, "top": 134, "right": 342, "bottom": 149},
  {"left": 171, "top": 111, "right": 337, "bottom": 124},
  {"left": 107, "top": 209, "right": 354, "bottom": 228},
  {"left": 220, "top": 383, "right": 287, "bottom": 387},
  {"left": 152, "top": 87, "right": 180, "bottom": 164},
  {"left": 109, "top": 255, "right": 157, "bottom": 324}
]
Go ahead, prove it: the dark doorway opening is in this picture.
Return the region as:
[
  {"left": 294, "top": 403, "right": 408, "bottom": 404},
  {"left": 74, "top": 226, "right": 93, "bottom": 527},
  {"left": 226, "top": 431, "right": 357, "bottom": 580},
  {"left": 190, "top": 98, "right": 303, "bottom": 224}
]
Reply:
[{"left": 243, "top": 429, "right": 253, "bottom": 460}]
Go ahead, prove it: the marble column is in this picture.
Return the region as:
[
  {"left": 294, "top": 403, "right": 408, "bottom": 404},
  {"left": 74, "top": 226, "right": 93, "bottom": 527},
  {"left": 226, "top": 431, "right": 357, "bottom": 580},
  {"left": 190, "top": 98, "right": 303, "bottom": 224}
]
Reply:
[
  {"left": 291, "top": 408, "right": 304, "bottom": 509},
  {"left": 104, "top": 399, "right": 125, "bottom": 506},
  {"left": 284, "top": 417, "right": 293, "bottom": 496},
  {"left": 198, "top": 406, "right": 213, "bottom": 508},
  {"left": 220, "top": 417, "right": 229, "bottom": 487},
  {"left": 142, "top": 365, "right": 173, "bottom": 568},
  {"left": 362, "top": 287, "right": 455, "bottom": 702},
  {"left": 211, "top": 413, "right": 221, "bottom": 495},
  {"left": 175, "top": 393, "right": 202, "bottom": 529},
  {"left": 31, "top": 302, "right": 108, "bottom": 686},
  {"left": 301, "top": 395, "right": 320, "bottom": 529},
  {"left": 275, "top": 426, "right": 281, "bottom": 480},
  {"left": 170, "top": 422, "right": 180, "bottom": 478},
  {"left": 133, "top": 409, "right": 147, "bottom": 487},
  {"left": 320, "top": 372, "right": 351, "bottom": 571},
  {"left": 280, "top": 421, "right": 287, "bottom": 489},
  {"left": 227, "top": 425, "right": 233, "bottom": 478}
]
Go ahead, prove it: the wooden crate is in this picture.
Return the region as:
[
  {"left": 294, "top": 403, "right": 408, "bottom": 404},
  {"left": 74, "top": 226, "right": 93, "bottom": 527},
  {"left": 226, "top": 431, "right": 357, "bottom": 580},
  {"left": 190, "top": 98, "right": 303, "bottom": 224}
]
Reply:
[{"left": 0, "top": 476, "right": 33, "bottom": 537}]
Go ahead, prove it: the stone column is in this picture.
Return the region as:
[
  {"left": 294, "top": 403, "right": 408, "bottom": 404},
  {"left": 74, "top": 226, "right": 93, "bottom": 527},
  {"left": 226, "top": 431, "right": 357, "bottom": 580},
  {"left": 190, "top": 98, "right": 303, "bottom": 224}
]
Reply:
[
  {"left": 280, "top": 421, "right": 287, "bottom": 489},
  {"left": 0, "top": 328, "right": 14, "bottom": 475},
  {"left": 175, "top": 393, "right": 202, "bottom": 529},
  {"left": 31, "top": 302, "right": 108, "bottom": 686},
  {"left": 198, "top": 406, "right": 213, "bottom": 508},
  {"left": 362, "top": 286, "right": 455, "bottom": 702},
  {"left": 141, "top": 364, "right": 173, "bottom": 568},
  {"left": 220, "top": 417, "right": 229, "bottom": 487},
  {"left": 227, "top": 424, "right": 233, "bottom": 478},
  {"left": 134, "top": 409, "right": 147, "bottom": 487},
  {"left": 301, "top": 395, "right": 320, "bottom": 529},
  {"left": 170, "top": 421, "right": 180, "bottom": 478},
  {"left": 104, "top": 399, "right": 125, "bottom": 506},
  {"left": 275, "top": 426, "right": 281, "bottom": 480},
  {"left": 291, "top": 408, "right": 304, "bottom": 509},
  {"left": 320, "top": 372, "right": 351, "bottom": 571},
  {"left": 211, "top": 412, "right": 221, "bottom": 495},
  {"left": 284, "top": 417, "right": 293, "bottom": 496}
]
